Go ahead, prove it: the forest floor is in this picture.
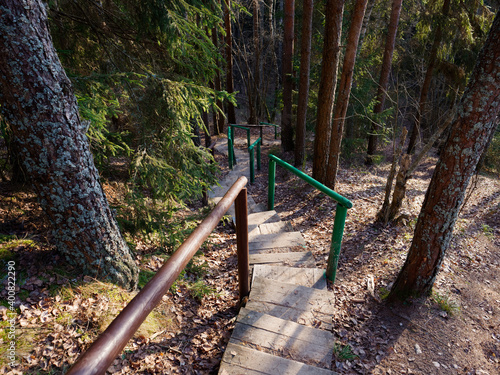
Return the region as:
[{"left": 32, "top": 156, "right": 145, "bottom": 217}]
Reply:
[{"left": 0, "top": 128, "right": 499, "bottom": 374}]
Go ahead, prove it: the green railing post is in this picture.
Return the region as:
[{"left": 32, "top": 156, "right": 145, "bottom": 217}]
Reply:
[
  {"left": 228, "top": 127, "right": 233, "bottom": 169},
  {"left": 246, "top": 128, "right": 250, "bottom": 147},
  {"left": 268, "top": 159, "right": 276, "bottom": 210},
  {"left": 326, "top": 204, "right": 348, "bottom": 282},
  {"left": 248, "top": 137, "right": 261, "bottom": 184},
  {"left": 249, "top": 147, "right": 255, "bottom": 183},
  {"left": 257, "top": 140, "right": 261, "bottom": 171}
]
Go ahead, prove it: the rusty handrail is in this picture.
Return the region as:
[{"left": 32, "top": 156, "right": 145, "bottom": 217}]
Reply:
[{"left": 67, "top": 176, "right": 249, "bottom": 375}]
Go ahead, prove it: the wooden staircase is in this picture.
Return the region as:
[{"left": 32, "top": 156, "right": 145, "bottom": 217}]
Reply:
[{"left": 210, "top": 137, "right": 337, "bottom": 375}]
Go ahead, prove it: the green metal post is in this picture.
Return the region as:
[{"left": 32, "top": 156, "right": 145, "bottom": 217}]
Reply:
[
  {"left": 246, "top": 129, "right": 251, "bottom": 148},
  {"left": 257, "top": 140, "right": 261, "bottom": 171},
  {"left": 326, "top": 205, "right": 348, "bottom": 282},
  {"left": 228, "top": 127, "right": 233, "bottom": 169},
  {"left": 268, "top": 159, "right": 276, "bottom": 210},
  {"left": 249, "top": 147, "right": 255, "bottom": 184}
]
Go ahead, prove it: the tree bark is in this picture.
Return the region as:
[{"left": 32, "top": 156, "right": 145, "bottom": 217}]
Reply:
[
  {"left": 367, "top": 0, "right": 402, "bottom": 160},
  {"left": 281, "top": 0, "right": 295, "bottom": 152},
  {"left": 357, "top": 0, "right": 376, "bottom": 57},
  {"left": 212, "top": 26, "right": 225, "bottom": 134},
  {"left": 294, "top": 0, "right": 314, "bottom": 168},
  {"left": 325, "top": 0, "right": 369, "bottom": 189},
  {"left": 0, "top": 0, "right": 138, "bottom": 289},
  {"left": 312, "top": 0, "right": 344, "bottom": 182},
  {"left": 224, "top": 0, "right": 237, "bottom": 124},
  {"left": 406, "top": 0, "right": 451, "bottom": 154},
  {"left": 389, "top": 9, "right": 500, "bottom": 300},
  {"left": 377, "top": 127, "right": 408, "bottom": 223},
  {"left": 253, "top": 0, "right": 261, "bottom": 122}
]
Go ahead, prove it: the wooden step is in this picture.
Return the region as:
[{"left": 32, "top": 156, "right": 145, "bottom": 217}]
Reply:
[
  {"left": 249, "top": 251, "right": 315, "bottom": 267},
  {"left": 247, "top": 210, "right": 282, "bottom": 226},
  {"left": 230, "top": 308, "right": 335, "bottom": 369},
  {"left": 219, "top": 342, "right": 337, "bottom": 375},
  {"left": 252, "top": 265, "right": 327, "bottom": 290},
  {"left": 249, "top": 232, "right": 306, "bottom": 252},
  {"left": 245, "top": 276, "right": 335, "bottom": 330},
  {"left": 248, "top": 221, "right": 293, "bottom": 240}
]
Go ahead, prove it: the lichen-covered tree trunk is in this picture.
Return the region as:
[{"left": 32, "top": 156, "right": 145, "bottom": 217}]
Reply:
[
  {"left": 0, "top": 0, "right": 138, "bottom": 289},
  {"left": 281, "top": 0, "right": 295, "bottom": 152},
  {"left": 388, "top": 9, "right": 500, "bottom": 300},
  {"left": 312, "top": 0, "right": 344, "bottom": 182},
  {"left": 294, "top": 0, "right": 314, "bottom": 168},
  {"left": 325, "top": 0, "right": 368, "bottom": 189}
]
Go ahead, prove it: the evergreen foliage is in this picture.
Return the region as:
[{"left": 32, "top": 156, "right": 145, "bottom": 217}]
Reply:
[{"left": 43, "top": 0, "right": 235, "bottom": 242}]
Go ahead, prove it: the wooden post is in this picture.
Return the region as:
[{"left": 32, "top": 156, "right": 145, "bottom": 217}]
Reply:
[{"left": 235, "top": 188, "right": 249, "bottom": 300}]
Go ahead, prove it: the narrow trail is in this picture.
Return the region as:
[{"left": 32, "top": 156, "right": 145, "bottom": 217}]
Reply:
[{"left": 209, "top": 137, "right": 338, "bottom": 374}]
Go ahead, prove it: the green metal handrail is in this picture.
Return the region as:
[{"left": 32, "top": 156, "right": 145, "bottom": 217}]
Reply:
[
  {"left": 227, "top": 125, "right": 262, "bottom": 184},
  {"left": 248, "top": 137, "right": 262, "bottom": 183},
  {"left": 259, "top": 121, "right": 279, "bottom": 139},
  {"left": 228, "top": 124, "right": 251, "bottom": 169},
  {"left": 230, "top": 124, "right": 251, "bottom": 146},
  {"left": 267, "top": 154, "right": 352, "bottom": 282}
]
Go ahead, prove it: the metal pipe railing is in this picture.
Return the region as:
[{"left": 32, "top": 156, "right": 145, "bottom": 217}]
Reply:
[
  {"left": 67, "top": 176, "right": 249, "bottom": 375},
  {"left": 259, "top": 121, "right": 279, "bottom": 139},
  {"left": 267, "top": 154, "right": 352, "bottom": 283},
  {"left": 227, "top": 125, "right": 262, "bottom": 184}
]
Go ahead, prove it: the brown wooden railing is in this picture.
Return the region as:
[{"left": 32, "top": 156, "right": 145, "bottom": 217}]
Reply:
[{"left": 66, "top": 176, "right": 249, "bottom": 375}]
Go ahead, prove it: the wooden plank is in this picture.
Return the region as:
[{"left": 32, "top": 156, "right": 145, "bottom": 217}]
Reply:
[
  {"left": 248, "top": 221, "right": 294, "bottom": 240},
  {"left": 247, "top": 210, "right": 281, "bottom": 226},
  {"left": 249, "top": 232, "right": 306, "bottom": 252},
  {"left": 230, "top": 308, "right": 334, "bottom": 368},
  {"left": 246, "top": 276, "right": 334, "bottom": 329},
  {"left": 219, "top": 342, "right": 337, "bottom": 375},
  {"left": 252, "top": 265, "right": 327, "bottom": 289},
  {"left": 249, "top": 252, "right": 315, "bottom": 266}
]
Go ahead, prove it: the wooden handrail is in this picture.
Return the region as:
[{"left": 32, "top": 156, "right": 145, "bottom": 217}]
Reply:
[{"left": 67, "top": 176, "right": 249, "bottom": 375}]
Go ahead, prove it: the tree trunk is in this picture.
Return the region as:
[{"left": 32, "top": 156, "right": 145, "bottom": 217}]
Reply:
[
  {"left": 389, "top": 9, "right": 500, "bottom": 300},
  {"left": 367, "top": 0, "right": 402, "bottom": 160},
  {"left": 325, "top": 0, "right": 369, "bottom": 189},
  {"left": 377, "top": 127, "right": 408, "bottom": 223},
  {"left": 212, "top": 26, "right": 225, "bottom": 135},
  {"left": 281, "top": 0, "right": 295, "bottom": 152},
  {"left": 224, "top": 0, "right": 237, "bottom": 124},
  {"left": 294, "top": 0, "right": 314, "bottom": 168},
  {"left": 0, "top": 0, "right": 138, "bottom": 289},
  {"left": 406, "top": 0, "right": 451, "bottom": 154},
  {"left": 312, "top": 0, "right": 344, "bottom": 182},
  {"left": 357, "top": 0, "right": 376, "bottom": 57},
  {"left": 384, "top": 109, "right": 455, "bottom": 223},
  {"left": 253, "top": 0, "right": 261, "bottom": 122}
]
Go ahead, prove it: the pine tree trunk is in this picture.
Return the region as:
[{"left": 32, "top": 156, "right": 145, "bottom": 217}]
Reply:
[
  {"left": 224, "top": 0, "right": 237, "bottom": 124},
  {"left": 294, "top": 0, "right": 314, "bottom": 167},
  {"left": 253, "top": 0, "right": 261, "bottom": 121},
  {"left": 325, "top": 0, "right": 369, "bottom": 189},
  {"left": 312, "top": 0, "right": 344, "bottom": 182},
  {"left": 281, "top": 0, "right": 295, "bottom": 151},
  {"left": 389, "top": 10, "right": 500, "bottom": 300},
  {"left": 0, "top": 0, "right": 138, "bottom": 289},
  {"left": 407, "top": 0, "right": 451, "bottom": 154},
  {"left": 212, "top": 26, "right": 225, "bottom": 134},
  {"left": 367, "top": 0, "right": 402, "bottom": 159},
  {"left": 357, "top": 0, "right": 376, "bottom": 57}
]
